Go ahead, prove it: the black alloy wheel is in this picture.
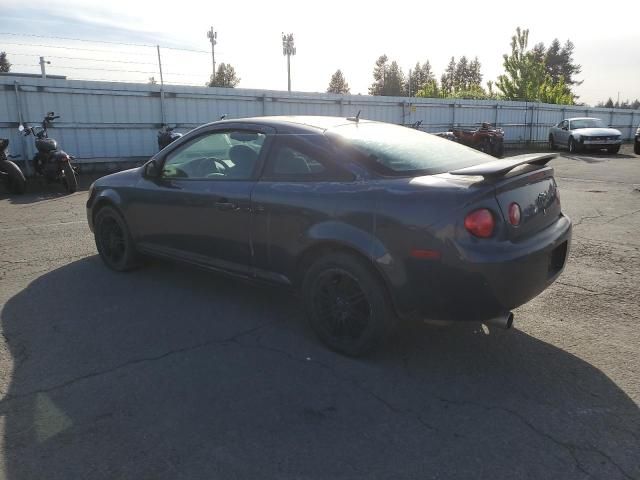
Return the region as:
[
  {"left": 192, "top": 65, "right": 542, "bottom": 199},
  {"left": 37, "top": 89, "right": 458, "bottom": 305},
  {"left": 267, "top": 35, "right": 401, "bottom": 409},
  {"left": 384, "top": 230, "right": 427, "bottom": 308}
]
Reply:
[{"left": 94, "top": 206, "right": 139, "bottom": 271}]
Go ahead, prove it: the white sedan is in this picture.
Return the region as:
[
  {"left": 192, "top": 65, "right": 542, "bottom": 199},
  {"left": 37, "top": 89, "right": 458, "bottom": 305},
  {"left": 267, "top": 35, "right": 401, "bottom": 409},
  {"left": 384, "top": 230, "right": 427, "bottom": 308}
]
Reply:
[{"left": 549, "top": 117, "right": 622, "bottom": 154}]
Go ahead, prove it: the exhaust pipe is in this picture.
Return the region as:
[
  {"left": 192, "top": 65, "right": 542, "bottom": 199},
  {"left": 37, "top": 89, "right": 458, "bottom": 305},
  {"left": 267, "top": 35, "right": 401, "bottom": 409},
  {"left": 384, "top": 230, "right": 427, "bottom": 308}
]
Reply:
[{"left": 484, "top": 312, "right": 514, "bottom": 330}]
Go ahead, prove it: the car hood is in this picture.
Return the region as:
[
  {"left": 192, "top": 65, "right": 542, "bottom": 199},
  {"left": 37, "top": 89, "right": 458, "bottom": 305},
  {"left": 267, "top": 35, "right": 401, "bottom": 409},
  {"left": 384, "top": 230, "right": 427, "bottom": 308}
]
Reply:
[
  {"left": 573, "top": 127, "right": 621, "bottom": 136},
  {"left": 95, "top": 167, "right": 142, "bottom": 187}
]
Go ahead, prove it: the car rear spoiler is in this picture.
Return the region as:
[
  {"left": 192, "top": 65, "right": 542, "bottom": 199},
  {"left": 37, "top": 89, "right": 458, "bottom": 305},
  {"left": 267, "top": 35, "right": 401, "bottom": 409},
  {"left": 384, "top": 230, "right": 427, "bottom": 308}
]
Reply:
[{"left": 449, "top": 153, "right": 557, "bottom": 179}]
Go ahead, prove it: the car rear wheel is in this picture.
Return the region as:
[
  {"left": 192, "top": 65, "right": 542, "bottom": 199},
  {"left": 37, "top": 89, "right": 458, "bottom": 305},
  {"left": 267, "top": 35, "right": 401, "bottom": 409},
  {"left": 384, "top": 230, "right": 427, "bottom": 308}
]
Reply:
[
  {"left": 635, "top": 141, "right": 640, "bottom": 155},
  {"left": 548, "top": 134, "right": 557, "bottom": 151},
  {"left": 94, "top": 206, "right": 140, "bottom": 272},
  {"left": 302, "top": 252, "right": 396, "bottom": 356}
]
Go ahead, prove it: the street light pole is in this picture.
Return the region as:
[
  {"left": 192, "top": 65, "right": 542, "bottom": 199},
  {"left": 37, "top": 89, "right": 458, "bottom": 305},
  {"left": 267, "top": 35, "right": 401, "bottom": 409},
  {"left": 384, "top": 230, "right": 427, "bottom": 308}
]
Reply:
[
  {"left": 207, "top": 27, "right": 217, "bottom": 82},
  {"left": 282, "top": 33, "right": 296, "bottom": 92}
]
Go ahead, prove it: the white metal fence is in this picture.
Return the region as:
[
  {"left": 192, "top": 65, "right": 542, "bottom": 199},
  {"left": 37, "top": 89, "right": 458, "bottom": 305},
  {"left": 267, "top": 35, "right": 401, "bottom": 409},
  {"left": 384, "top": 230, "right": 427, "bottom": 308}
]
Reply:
[{"left": 1, "top": 75, "right": 638, "bottom": 169}]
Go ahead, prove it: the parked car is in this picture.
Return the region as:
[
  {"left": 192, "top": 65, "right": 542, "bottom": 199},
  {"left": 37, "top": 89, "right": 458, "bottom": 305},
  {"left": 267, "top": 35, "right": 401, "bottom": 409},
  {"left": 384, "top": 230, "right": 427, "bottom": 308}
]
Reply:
[
  {"left": 635, "top": 125, "right": 639, "bottom": 155},
  {"left": 548, "top": 117, "right": 622, "bottom": 154},
  {"left": 87, "top": 116, "right": 571, "bottom": 355}
]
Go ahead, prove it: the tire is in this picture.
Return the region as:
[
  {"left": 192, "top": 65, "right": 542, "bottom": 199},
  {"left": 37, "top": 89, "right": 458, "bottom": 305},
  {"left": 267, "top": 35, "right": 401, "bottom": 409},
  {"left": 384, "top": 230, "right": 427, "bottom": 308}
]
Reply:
[
  {"left": 549, "top": 134, "right": 557, "bottom": 151},
  {"left": 493, "top": 141, "right": 504, "bottom": 158},
  {"left": 63, "top": 163, "right": 77, "bottom": 193},
  {"left": 302, "top": 252, "right": 396, "bottom": 356},
  {"left": 94, "top": 206, "right": 140, "bottom": 272},
  {"left": 607, "top": 145, "right": 620, "bottom": 154},
  {"left": 1, "top": 160, "right": 26, "bottom": 194},
  {"left": 568, "top": 137, "right": 579, "bottom": 154},
  {"left": 635, "top": 141, "right": 640, "bottom": 155}
]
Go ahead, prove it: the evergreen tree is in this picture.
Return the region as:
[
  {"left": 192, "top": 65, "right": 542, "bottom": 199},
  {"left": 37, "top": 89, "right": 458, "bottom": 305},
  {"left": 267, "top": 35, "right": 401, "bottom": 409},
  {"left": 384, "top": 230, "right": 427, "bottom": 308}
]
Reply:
[
  {"left": 368, "top": 55, "right": 389, "bottom": 95},
  {"left": 207, "top": 63, "right": 240, "bottom": 88},
  {"left": 327, "top": 69, "right": 350, "bottom": 94},
  {"left": 0, "top": 52, "right": 11, "bottom": 73}
]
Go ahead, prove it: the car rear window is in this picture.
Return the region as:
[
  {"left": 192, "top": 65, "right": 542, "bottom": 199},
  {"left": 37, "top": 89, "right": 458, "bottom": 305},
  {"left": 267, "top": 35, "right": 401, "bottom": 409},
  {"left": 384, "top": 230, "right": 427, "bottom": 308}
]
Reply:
[{"left": 327, "top": 122, "right": 492, "bottom": 176}]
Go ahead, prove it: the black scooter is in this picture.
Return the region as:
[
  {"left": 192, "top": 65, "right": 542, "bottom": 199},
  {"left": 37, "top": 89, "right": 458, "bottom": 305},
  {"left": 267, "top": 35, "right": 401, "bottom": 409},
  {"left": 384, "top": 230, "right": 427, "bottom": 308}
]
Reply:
[
  {"left": 20, "top": 112, "right": 79, "bottom": 193},
  {"left": 0, "top": 138, "right": 27, "bottom": 194},
  {"left": 157, "top": 124, "right": 182, "bottom": 151}
]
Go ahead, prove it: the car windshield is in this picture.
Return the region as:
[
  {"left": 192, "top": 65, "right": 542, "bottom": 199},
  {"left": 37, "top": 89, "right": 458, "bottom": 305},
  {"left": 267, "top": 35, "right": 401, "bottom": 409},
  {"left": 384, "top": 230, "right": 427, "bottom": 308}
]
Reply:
[
  {"left": 327, "top": 122, "right": 492, "bottom": 176},
  {"left": 571, "top": 118, "right": 606, "bottom": 129}
]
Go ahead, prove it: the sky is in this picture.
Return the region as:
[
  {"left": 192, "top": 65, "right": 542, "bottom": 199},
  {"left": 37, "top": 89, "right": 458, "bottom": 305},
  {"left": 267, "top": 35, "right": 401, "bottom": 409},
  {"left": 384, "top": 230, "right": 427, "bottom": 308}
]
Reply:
[{"left": 1, "top": 0, "right": 639, "bottom": 106}]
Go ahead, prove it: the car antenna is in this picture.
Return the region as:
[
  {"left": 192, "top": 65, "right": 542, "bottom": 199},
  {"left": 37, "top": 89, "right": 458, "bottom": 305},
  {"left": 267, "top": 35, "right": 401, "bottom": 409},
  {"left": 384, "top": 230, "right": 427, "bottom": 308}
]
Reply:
[
  {"left": 347, "top": 110, "right": 361, "bottom": 123},
  {"left": 220, "top": 114, "right": 227, "bottom": 120}
]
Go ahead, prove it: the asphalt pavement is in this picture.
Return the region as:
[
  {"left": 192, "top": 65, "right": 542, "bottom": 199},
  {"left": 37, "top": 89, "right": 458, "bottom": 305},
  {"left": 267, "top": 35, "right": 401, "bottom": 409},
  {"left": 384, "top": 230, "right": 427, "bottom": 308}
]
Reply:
[{"left": 1, "top": 145, "right": 639, "bottom": 479}]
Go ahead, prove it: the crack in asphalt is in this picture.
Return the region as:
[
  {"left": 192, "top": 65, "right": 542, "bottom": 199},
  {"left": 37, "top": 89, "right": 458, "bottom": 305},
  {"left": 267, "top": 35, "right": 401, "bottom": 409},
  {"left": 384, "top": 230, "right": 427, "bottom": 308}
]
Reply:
[
  {"left": 432, "top": 395, "right": 636, "bottom": 480},
  {"left": 572, "top": 211, "right": 605, "bottom": 228},
  {"left": 556, "top": 281, "right": 615, "bottom": 296},
  {"left": 0, "top": 321, "right": 275, "bottom": 411},
  {"left": 604, "top": 207, "right": 640, "bottom": 225},
  {"left": 233, "top": 335, "right": 439, "bottom": 433}
]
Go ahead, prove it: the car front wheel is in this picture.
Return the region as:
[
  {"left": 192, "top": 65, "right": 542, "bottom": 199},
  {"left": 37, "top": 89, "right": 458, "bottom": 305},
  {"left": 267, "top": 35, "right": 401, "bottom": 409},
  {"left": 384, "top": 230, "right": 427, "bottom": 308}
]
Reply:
[
  {"left": 302, "top": 252, "right": 396, "bottom": 356},
  {"left": 568, "top": 137, "right": 579, "bottom": 154},
  {"left": 549, "top": 134, "right": 556, "bottom": 150},
  {"left": 94, "top": 206, "right": 140, "bottom": 272}
]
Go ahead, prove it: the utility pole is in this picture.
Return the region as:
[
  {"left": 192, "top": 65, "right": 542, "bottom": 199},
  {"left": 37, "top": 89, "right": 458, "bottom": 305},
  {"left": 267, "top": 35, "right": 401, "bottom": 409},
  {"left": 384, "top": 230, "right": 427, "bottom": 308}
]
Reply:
[
  {"left": 282, "top": 33, "right": 296, "bottom": 92},
  {"left": 39, "top": 56, "right": 50, "bottom": 79},
  {"left": 156, "top": 45, "right": 166, "bottom": 125},
  {"left": 207, "top": 27, "right": 217, "bottom": 82}
]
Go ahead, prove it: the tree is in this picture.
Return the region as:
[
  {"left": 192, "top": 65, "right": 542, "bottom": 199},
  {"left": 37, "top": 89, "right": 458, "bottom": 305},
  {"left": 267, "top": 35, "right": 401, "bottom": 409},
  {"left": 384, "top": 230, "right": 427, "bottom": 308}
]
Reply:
[
  {"left": 604, "top": 97, "right": 614, "bottom": 108},
  {"left": 406, "top": 61, "right": 437, "bottom": 96},
  {"left": 369, "top": 55, "right": 404, "bottom": 96},
  {"left": 440, "top": 57, "right": 456, "bottom": 96},
  {"left": 327, "top": 69, "right": 350, "bottom": 94},
  {"left": 496, "top": 28, "right": 573, "bottom": 104},
  {"left": 207, "top": 63, "right": 240, "bottom": 88},
  {"left": 368, "top": 55, "right": 388, "bottom": 96},
  {"left": 0, "top": 52, "right": 10, "bottom": 73},
  {"left": 148, "top": 76, "right": 157, "bottom": 85},
  {"left": 468, "top": 57, "right": 483, "bottom": 88},
  {"left": 384, "top": 61, "right": 405, "bottom": 96}
]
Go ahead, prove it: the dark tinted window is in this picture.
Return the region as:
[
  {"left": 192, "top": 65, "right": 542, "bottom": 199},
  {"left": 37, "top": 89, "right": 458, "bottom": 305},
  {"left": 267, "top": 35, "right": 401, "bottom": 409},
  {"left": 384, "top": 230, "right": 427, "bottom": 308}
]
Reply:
[
  {"left": 327, "top": 122, "right": 491, "bottom": 176},
  {"left": 262, "top": 136, "right": 352, "bottom": 181}
]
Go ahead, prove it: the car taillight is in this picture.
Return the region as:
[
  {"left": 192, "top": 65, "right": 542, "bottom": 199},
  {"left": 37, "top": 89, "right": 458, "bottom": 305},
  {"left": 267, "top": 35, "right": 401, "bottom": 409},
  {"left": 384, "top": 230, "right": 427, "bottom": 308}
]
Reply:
[
  {"left": 508, "top": 202, "right": 521, "bottom": 226},
  {"left": 464, "top": 209, "right": 495, "bottom": 238}
]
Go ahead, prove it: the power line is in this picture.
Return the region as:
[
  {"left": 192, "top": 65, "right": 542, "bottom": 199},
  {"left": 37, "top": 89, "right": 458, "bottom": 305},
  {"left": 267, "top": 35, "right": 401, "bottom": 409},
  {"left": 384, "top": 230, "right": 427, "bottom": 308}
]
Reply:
[
  {"left": 1, "top": 41, "right": 155, "bottom": 56},
  {"left": 0, "top": 32, "right": 210, "bottom": 54},
  {"left": 4, "top": 51, "right": 159, "bottom": 65}
]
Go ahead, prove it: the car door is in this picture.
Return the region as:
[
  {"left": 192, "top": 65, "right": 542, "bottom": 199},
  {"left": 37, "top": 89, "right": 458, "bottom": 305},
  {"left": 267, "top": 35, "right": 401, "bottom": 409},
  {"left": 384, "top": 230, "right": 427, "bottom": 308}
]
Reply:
[
  {"left": 556, "top": 120, "right": 569, "bottom": 144},
  {"left": 250, "top": 133, "right": 356, "bottom": 284},
  {"left": 130, "top": 124, "right": 273, "bottom": 275}
]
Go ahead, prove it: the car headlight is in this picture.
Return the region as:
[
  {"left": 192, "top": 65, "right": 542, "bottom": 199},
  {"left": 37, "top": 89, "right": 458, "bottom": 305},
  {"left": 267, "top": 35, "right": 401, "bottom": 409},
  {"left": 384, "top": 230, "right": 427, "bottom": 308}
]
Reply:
[{"left": 636, "top": 127, "right": 640, "bottom": 136}]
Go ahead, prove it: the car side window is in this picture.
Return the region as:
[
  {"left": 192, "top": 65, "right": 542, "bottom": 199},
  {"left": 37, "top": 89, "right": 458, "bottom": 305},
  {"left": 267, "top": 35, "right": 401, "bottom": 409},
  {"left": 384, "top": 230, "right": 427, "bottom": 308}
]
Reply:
[
  {"left": 162, "top": 130, "right": 265, "bottom": 180},
  {"left": 262, "top": 137, "right": 353, "bottom": 182}
]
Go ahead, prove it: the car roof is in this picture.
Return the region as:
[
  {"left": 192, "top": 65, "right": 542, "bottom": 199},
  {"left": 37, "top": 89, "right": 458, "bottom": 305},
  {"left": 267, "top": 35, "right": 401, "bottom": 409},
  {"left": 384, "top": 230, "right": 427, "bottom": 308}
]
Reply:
[
  {"left": 565, "top": 117, "right": 601, "bottom": 121},
  {"left": 214, "top": 115, "right": 376, "bottom": 133}
]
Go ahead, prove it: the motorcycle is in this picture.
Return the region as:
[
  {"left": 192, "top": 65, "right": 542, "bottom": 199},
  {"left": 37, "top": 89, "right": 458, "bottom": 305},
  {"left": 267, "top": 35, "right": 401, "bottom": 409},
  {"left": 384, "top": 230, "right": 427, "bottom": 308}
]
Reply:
[
  {"left": 0, "top": 138, "right": 27, "bottom": 194},
  {"left": 435, "top": 122, "right": 505, "bottom": 158},
  {"left": 157, "top": 124, "right": 182, "bottom": 151},
  {"left": 20, "top": 112, "right": 79, "bottom": 193}
]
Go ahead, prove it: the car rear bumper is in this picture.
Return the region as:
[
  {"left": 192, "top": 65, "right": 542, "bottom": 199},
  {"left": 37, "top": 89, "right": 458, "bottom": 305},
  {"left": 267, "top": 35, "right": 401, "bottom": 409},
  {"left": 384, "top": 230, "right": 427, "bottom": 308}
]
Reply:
[{"left": 405, "top": 214, "right": 572, "bottom": 322}]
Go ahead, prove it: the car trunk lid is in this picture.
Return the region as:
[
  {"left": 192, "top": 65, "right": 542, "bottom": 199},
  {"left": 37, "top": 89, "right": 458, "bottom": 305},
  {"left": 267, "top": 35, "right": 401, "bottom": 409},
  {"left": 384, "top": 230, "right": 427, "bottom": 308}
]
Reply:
[{"left": 450, "top": 154, "right": 562, "bottom": 240}]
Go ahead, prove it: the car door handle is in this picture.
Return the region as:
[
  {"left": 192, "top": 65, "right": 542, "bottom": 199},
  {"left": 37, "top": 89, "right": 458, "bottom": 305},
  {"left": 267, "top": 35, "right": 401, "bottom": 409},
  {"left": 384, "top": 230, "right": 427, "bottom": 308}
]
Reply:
[{"left": 215, "top": 200, "right": 238, "bottom": 211}]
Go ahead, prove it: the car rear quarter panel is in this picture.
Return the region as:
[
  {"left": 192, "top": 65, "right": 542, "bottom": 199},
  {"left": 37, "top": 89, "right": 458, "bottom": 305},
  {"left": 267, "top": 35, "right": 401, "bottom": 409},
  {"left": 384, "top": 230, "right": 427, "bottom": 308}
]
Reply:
[
  {"left": 251, "top": 180, "right": 384, "bottom": 284},
  {"left": 370, "top": 174, "right": 500, "bottom": 316}
]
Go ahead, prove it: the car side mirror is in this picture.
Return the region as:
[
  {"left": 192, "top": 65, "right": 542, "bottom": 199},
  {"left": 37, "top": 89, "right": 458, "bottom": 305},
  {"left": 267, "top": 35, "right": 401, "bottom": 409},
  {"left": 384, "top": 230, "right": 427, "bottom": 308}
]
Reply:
[{"left": 144, "top": 160, "right": 161, "bottom": 178}]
